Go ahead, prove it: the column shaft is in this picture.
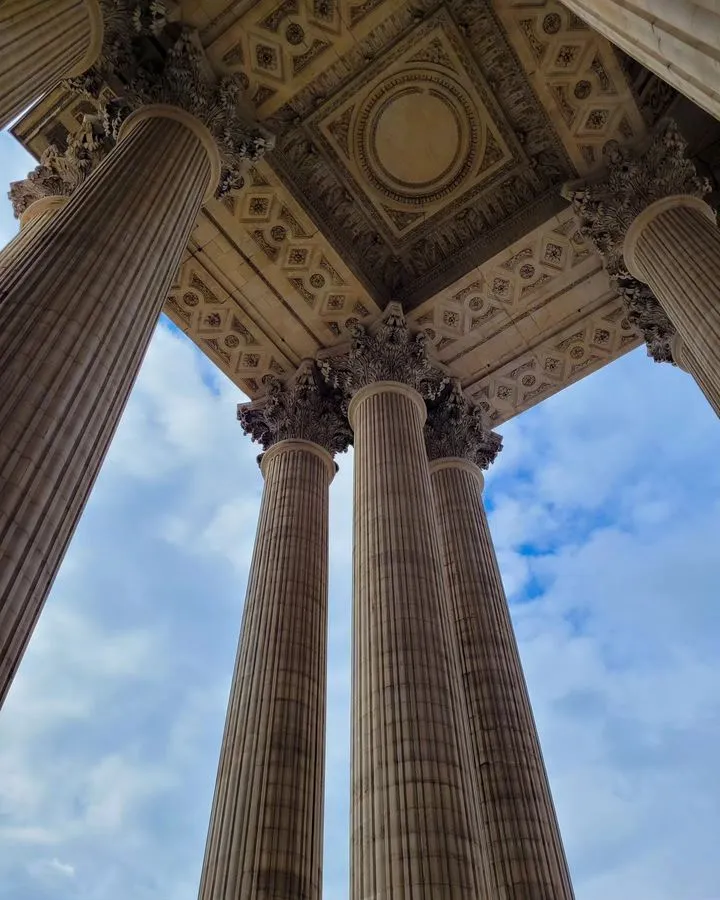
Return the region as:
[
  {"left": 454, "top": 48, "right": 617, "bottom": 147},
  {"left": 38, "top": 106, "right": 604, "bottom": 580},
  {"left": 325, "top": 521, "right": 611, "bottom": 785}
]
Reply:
[
  {"left": 0, "top": 108, "right": 213, "bottom": 705},
  {"left": 0, "top": 0, "right": 102, "bottom": 129},
  {"left": 431, "top": 460, "right": 574, "bottom": 900},
  {"left": 559, "top": 0, "right": 720, "bottom": 121},
  {"left": 626, "top": 199, "right": 720, "bottom": 407},
  {"left": 200, "top": 440, "right": 332, "bottom": 900},
  {"left": 350, "top": 383, "right": 483, "bottom": 900},
  {"left": 0, "top": 197, "right": 69, "bottom": 280},
  {"left": 673, "top": 336, "right": 720, "bottom": 417}
]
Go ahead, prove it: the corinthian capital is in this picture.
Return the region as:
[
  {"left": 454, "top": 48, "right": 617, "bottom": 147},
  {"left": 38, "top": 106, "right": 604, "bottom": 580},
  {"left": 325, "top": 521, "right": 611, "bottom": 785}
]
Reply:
[
  {"left": 68, "top": 10, "right": 274, "bottom": 199},
  {"left": 562, "top": 120, "right": 711, "bottom": 274},
  {"left": 425, "top": 381, "right": 502, "bottom": 468},
  {"left": 616, "top": 275, "right": 677, "bottom": 364},
  {"left": 8, "top": 108, "right": 115, "bottom": 218},
  {"left": 319, "top": 302, "right": 448, "bottom": 400},
  {"left": 237, "top": 360, "right": 352, "bottom": 456}
]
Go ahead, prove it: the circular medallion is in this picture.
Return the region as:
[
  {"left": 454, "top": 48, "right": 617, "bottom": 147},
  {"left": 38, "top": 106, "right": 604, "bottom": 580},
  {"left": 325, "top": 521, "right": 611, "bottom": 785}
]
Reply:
[{"left": 356, "top": 71, "right": 478, "bottom": 205}]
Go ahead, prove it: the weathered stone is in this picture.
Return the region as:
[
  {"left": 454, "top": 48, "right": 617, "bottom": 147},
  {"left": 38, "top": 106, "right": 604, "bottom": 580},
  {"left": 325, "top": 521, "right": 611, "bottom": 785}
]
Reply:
[
  {"left": 238, "top": 359, "right": 352, "bottom": 456},
  {"left": 425, "top": 380, "right": 502, "bottom": 467},
  {"left": 319, "top": 301, "right": 448, "bottom": 400}
]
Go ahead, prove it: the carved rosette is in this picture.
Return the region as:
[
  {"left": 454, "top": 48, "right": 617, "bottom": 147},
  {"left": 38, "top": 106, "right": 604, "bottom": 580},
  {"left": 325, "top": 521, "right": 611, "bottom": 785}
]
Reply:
[
  {"left": 319, "top": 301, "right": 448, "bottom": 400},
  {"left": 562, "top": 119, "right": 711, "bottom": 275},
  {"left": 425, "top": 381, "right": 502, "bottom": 468},
  {"left": 237, "top": 360, "right": 352, "bottom": 456},
  {"left": 8, "top": 110, "right": 115, "bottom": 218},
  {"left": 67, "top": 5, "right": 274, "bottom": 199}
]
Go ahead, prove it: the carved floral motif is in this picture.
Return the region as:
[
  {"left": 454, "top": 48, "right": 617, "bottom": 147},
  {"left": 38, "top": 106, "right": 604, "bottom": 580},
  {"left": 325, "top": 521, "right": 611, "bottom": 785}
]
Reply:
[
  {"left": 238, "top": 360, "right": 352, "bottom": 455},
  {"left": 425, "top": 380, "right": 502, "bottom": 467},
  {"left": 615, "top": 275, "right": 676, "bottom": 364},
  {"left": 561, "top": 119, "right": 711, "bottom": 367},
  {"left": 67, "top": 4, "right": 274, "bottom": 198},
  {"left": 562, "top": 119, "right": 711, "bottom": 275},
  {"left": 8, "top": 111, "right": 115, "bottom": 217},
  {"left": 319, "top": 302, "right": 448, "bottom": 399}
]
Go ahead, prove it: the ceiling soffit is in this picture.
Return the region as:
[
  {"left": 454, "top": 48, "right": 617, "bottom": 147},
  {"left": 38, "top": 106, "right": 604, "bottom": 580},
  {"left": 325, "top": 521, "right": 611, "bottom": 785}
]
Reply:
[{"left": 264, "top": 0, "right": 576, "bottom": 308}]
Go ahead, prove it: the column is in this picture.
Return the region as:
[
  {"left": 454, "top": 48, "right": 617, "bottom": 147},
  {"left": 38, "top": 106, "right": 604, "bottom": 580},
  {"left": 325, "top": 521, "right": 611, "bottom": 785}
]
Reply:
[
  {"left": 558, "top": 0, "right": 720, "bottom": 122},
  {"left": 426, "top": 384, "right": 575, "bottom": 899},
  {"left": 624, "top": 195, "right": 720, "bottom": 394},
  {"left": 320, "top": 304, "right": 485, "bottom": 900},
  {"left": 671, "top": 334, "right": 720, "bottom": 417},
  {"left": 2, "top": 114, "right": 112, "bottom": 278},
  {"left": 565, "top": 120, "right": 720, "bottom": 417},
  {"left": 199, "top": 362, "right": 351, "bottom": 900},
  {"left": 0, "top": 0, "right": 103, "bottom": 129},
  {"left": 0, "top": 29, "right": 273, "bottom": 707},
  {"left": 0, "top": 105, "right": 221, "bottom": 706}
]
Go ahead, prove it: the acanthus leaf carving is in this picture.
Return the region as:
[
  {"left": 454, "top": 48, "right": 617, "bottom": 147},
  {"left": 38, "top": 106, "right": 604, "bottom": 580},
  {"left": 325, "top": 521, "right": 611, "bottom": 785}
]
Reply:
[
  {"left": 425, "top": 380, "right": 502, "bottom": 468},
  {"left": 615, "top": 275, "right": 677, "bottom": 364},
  {"left": 67, "top": 7, "right": 275, "bottom": 199},
  {"left": 562, "top": 119, "right": 711, "bottom": 275},
  {"left": 237, "top": 359, "right": 352, "bottom": 455},
  {"left": 8, "top": 109, "right": 115, "bottom": 217},
  {"left": 319, "top": 302, "right": 448, "bottom": 399}
]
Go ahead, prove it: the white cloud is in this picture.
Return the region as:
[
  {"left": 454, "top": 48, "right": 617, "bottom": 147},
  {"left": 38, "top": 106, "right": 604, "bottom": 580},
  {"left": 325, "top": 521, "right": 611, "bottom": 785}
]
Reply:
[{"left": 1, "top": 128, "right": 719, "bottom": 900}]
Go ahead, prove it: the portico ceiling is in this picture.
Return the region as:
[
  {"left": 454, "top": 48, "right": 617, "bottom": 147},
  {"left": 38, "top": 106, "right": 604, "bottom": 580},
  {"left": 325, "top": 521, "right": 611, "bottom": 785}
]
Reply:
[{"left": 13, "top": 0, "right": 685, "bottom": 424}]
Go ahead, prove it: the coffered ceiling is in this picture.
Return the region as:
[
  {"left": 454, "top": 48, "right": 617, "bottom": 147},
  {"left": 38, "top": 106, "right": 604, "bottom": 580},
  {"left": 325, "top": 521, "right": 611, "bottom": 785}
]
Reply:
[{"left": 13, "top": 0, "right": 687, "bottom": 423}]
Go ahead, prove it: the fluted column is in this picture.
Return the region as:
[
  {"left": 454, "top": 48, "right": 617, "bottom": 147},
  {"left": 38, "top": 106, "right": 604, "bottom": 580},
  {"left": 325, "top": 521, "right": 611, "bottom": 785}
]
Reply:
[
  {"left": 426, "top": 383, "right": 574, "bottom": 899},
  {"left": 672, "top": 333, "right": 720, "bottom": 417},
  {"left": 565, "top": 120, "right": 720, "bottom": 417},
  {"left": 0, "top": 197, "right": 68, "bottom": 278},
  {"left": 624, "top": 195, "right": 720, "bottom": 395},
  {"left": 557, "top": 0, "right": 720, "bottom": 122},
  {"left": 0, "top": 104, "right": 220, "bottom": 706},
  {"left": 200, "top": 363, "right": 350, "bottom": 900},
  {"left": 0, "top": 0, "right": 103, "bottom": 129},
  {"left": 430, "top": 459, "right": 574, "bottom": 899},
  {"left": 321, "top": 305, "right": 484, "bottom": 900}
]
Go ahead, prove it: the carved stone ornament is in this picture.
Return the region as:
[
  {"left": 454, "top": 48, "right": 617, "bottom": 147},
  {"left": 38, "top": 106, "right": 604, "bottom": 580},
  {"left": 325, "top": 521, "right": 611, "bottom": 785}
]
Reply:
[
  {"left": 319, "top": 301, "right": 448, "bottom": 400},
  {"left": 615, "top": 275, "right": 677, "bottom": 364},
  {"left": 67, "top": 4, "right": 274, "bottom": 198},
  {"left": 425, "top": 380, "right": 502, "bottom": 468},
  {"left": 8, "top": 110, "right": 115, "bottom": 218},
  {"left": 561, "top": 119, "right": 712, "bottom": 275},
  {"left": 237, "top": 360, "right": 352, "bottom": 456}
]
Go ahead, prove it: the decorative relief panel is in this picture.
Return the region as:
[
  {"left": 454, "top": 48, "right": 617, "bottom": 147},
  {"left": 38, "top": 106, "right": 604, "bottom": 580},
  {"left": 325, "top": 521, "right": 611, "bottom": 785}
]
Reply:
[
  {"left": 163, "top": 254, "right": 295, "bottom": 397},
  {"left": 408, "top": 210, "right": 594, "bottom": 358},
  {"left": 495, "top": 0, "right": 648, "bottom": 172},
  {"left": 266, "top": 2, "right": 575, "bottom": 307},
  {"left": 465, "top": 300, "right": 641, "bottom": 424},
  {"left": 202, "top": 0, "right": 395, "bottom": 114},
  {"left": 217, "top": 163, "right": 380, "bottom": 340}
]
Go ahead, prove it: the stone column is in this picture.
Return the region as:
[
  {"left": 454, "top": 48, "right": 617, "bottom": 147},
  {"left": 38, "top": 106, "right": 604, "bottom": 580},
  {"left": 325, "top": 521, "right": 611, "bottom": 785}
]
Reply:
[
  {"left": 0, "top": 31, "right": 273, "bottom": 706},
  {"left": 624, "top": 195, "right": 720, "bottom": 393},
  {"left": 557, "top": 0, "right": 720, "bottom": 123},
  {"left": 321, "top": 305, "right": 485, "bottom": 900},
  {"left": 565, "top": 120, "right": 720, "bottom": 417},
  {"left": 0, "top": 104, "right": 219, "bottom": 706},
  {"left": 426, "top": 384, "right": 575, "bottom": 900},
  {"left": 199, "top": 362, "right": 351, "bottom": 900},
  {"left": 0, "top": 0, "right": 103, "bottom": 129},
  {"left": 672, "top": 334, "right": 720, "bottom": 417},
  {"left": 1, "top": 113, "right": 113, "bottom": 279}
]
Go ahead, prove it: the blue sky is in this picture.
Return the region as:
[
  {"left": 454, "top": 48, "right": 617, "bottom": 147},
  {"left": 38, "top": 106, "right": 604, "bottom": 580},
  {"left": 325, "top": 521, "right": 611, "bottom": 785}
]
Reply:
[{"left": 1, "top": 129, "right": 720, "bottom": 900}]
